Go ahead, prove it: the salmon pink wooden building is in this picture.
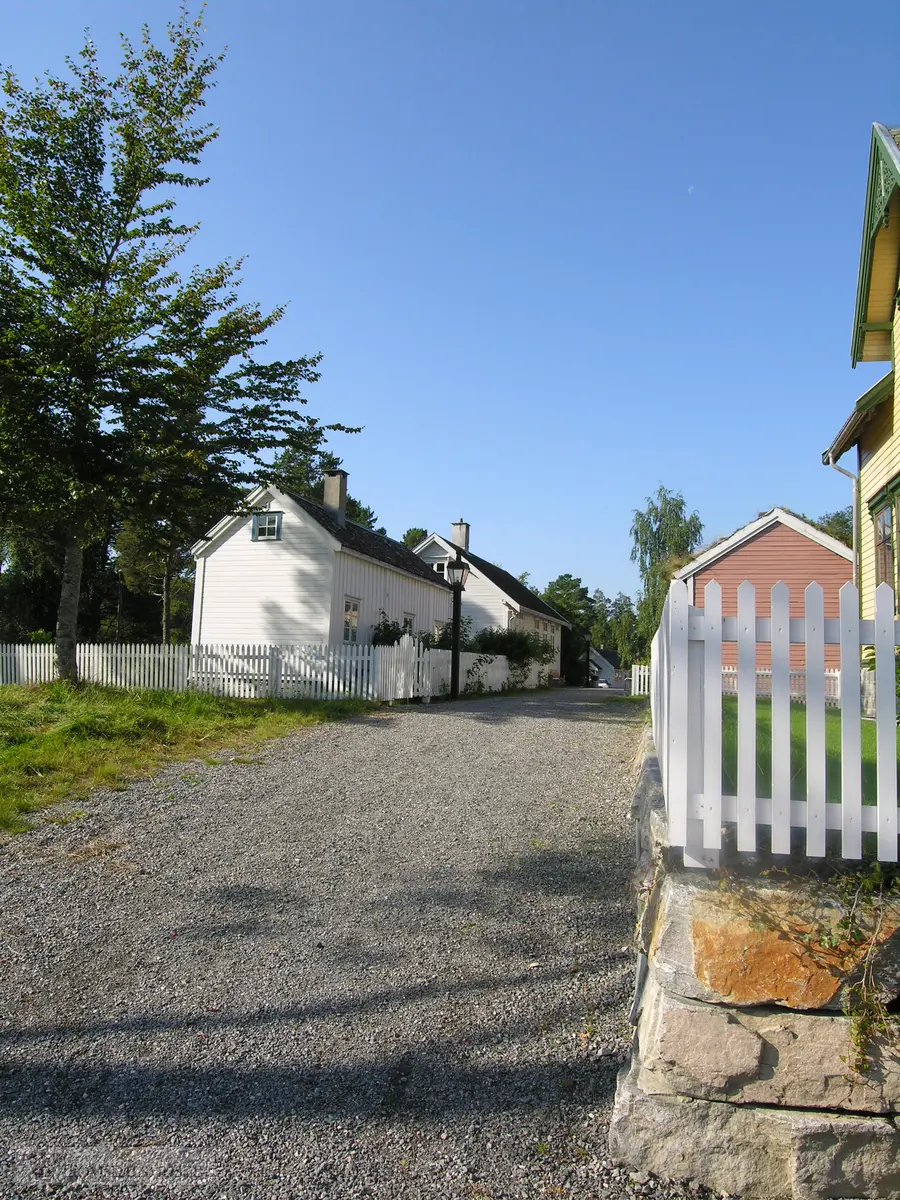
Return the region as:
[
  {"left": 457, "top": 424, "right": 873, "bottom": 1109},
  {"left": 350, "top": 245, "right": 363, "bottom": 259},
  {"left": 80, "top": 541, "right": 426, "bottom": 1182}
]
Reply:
[{"left": 672, "top": 509, "right": 853, "bottom": 667}]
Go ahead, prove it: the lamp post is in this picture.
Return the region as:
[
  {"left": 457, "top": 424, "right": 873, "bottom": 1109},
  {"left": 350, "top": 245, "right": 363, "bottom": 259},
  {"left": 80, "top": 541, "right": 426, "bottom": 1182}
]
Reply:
[{"left": 446, "top": 549, "right": 470, "bottom": 700}]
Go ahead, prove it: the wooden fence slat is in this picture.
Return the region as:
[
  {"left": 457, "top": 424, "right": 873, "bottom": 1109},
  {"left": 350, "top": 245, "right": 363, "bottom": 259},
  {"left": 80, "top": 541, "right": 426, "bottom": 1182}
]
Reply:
[
  {"left": 875, "top": 584, "right": 898, "bottom": 861},
  {"left": 736, "top": 581, "right": 757, "bottom": 853},
  {"left": 770, "top": 582, "right": 792, "bottom": 855},
  {"left": 666, "top": 581, "right": 689, "bottom": 850},
  {"left": 839, "top": 583, "right": 862, "bottom": 860},
  {"left": 805, "top": 583, "right": 827, "bottom": 858},
  {"left": 702, "top": 580, "right": 722, "bottom": 852}
]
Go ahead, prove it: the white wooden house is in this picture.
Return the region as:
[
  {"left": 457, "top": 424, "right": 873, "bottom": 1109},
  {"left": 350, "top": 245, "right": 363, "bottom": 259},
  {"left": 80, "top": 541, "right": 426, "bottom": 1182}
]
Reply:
[
  {"left": 191, "top": 471, "right": 451, "bottom": 645},
  {"left": 584, "top": 647, "right": 618, "bottom": 685},
  {"left": 413, "top": 521, "right": 568, "bottom": 675}
]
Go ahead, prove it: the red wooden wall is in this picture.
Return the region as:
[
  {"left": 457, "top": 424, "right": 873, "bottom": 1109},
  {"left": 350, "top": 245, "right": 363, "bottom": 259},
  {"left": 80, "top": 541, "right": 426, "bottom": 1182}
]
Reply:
[{"left": 688, "top": 524, "right": 852, "bottom": 668}]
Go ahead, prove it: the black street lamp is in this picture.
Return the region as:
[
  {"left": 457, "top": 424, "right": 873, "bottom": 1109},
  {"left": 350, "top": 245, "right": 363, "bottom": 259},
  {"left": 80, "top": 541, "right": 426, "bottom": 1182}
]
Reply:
[{"left": 446, "top": 549, "right": 470, "bottom": 700}]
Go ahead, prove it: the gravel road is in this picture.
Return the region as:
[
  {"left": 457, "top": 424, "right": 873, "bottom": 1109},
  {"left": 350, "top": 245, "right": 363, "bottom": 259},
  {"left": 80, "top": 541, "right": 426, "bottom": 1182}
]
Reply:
[{"left": 0, "top": 690, "right": 718, "bottom": 1200}]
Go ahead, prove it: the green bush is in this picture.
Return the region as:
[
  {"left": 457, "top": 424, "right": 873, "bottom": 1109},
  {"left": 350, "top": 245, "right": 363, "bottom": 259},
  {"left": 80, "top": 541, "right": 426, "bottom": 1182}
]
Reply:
[
  {"left": 371, "top": 611, "right": 404, "bottom": 646},
  {"left": 469, "top": 627, "right": 555, "bottom": 686}
]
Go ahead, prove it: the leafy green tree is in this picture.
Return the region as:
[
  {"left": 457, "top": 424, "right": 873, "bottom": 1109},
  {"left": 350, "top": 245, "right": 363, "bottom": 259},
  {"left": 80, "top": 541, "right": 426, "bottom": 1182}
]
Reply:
[
  {"left": 0, "top": 10, "right": 328, "bottom": 679},
  {"left": 631, "top": 486, "right": 703, "bottom": 649},
  {"left": 542, "top": 574, "right": 595, "bottom": 630},
  {"left": 401, "top": 527, "right": 428, "bottom": 549},
  {"left": 590, "top": 589, "right": 613, "bottom": 651},
  {"left": 517, "top": 570, "right": 532, "bottom": 587},
  {"left": 115, "top": 520, "right": 194, "bottom": 644},
  {"left": 273, "top": 442, "right": 377, "bottom": 530},
  {"left": 814, "top": 506, "right": 853, "bottom": 548},
  {"left": 609, "top": 592, "right": 640, "bottom": 665}
]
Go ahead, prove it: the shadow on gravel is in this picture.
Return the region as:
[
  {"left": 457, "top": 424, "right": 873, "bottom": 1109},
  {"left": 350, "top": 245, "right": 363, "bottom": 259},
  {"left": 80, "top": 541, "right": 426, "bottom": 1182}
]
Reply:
[
  {"left": 0, "top": 836, "right": 636, "bottom": 1122},
  {"left": 0, "top": 1049, "right": 624, "bottom": 1120},
  {"left": 394, "top": 843, "right": 635, "bottom": 962},
  {"left": 0, "top": 960, "right": 625, "bottom": 1047}
]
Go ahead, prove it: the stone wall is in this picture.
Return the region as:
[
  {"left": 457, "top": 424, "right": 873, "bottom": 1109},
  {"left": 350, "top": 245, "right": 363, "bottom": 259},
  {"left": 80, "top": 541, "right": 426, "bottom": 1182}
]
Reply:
[{"left": 609, "top": 733, "right": 900, "bottom": 1200}]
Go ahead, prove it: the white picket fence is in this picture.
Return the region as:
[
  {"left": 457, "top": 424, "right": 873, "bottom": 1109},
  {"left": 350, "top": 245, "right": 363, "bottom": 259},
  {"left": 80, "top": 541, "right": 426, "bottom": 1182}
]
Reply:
[
  {"left": 0, "top": 637, "right": 513, "bottom": 703},
  {"left": 651, "top": 579, "right": 899, "bottom": 867},
  {"left": 632, "top": 663, "right": 651, "bottom": 695},
  {"left": 631, "top": 661, "right": 840, "bottom": 705}
]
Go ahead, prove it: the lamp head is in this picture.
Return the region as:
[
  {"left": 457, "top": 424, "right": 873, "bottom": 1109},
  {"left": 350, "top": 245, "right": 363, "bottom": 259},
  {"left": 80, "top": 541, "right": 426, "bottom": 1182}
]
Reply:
[{"left": 446, "top": 551, "right": 469, "bottom": 589}]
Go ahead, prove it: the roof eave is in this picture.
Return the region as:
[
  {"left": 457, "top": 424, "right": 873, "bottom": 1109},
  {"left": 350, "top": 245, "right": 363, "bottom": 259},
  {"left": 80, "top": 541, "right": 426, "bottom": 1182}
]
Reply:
[
  {"left": 822, "top": 370, "right": 895, "bottom": 463},
  {"left": 339, "top": 545, "right": 451, "bottom": 590},
  {"left": 674, "top": 507, "right": 853, "bottom": 577},
  {"left": 851, "top": 124, "right": 900, "bottom": 367},
  {"left": 518, "top": 602, "right": 571, "bottom": 629}
]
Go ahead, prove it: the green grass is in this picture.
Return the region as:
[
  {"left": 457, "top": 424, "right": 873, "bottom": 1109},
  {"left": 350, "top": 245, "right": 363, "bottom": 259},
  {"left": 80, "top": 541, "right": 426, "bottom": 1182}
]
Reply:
[
  {"left": 0, "top": 683, "right": 375, "bottom": 831},
  {"left": 721, "top": 696, "right": 899, "bottom": 804}
]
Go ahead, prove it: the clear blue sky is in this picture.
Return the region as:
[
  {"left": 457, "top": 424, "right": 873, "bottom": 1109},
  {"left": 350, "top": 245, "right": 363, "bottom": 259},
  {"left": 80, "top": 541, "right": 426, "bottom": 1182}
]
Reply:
[{"left": 5, "top": 1, "right": 899, "bottom": 596}]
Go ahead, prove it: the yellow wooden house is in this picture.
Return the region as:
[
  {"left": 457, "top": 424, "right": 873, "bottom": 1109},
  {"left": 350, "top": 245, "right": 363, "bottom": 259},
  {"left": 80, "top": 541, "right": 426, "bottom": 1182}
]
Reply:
[{"left": 824, "top": 123, "right": 900, "bottom": 617}]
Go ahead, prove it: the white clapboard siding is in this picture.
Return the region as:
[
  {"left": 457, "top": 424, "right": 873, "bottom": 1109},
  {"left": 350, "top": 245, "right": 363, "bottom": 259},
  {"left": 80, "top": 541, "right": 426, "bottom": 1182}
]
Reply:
[{"left": 650, "top": 580, "right": 900, "bottom": 866}]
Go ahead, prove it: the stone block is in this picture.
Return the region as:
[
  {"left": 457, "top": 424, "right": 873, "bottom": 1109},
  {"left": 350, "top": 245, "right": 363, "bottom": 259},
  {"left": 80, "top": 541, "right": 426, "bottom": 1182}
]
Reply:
[
  {"left": 635, "top": 972, "right": 900, "bottom": 1113},
  {"left": 648, "top": 871, "right": 900, "bottom": 1011},
  {"left": 609, "top": 1060, "right": 900, "bottom": 1200}
]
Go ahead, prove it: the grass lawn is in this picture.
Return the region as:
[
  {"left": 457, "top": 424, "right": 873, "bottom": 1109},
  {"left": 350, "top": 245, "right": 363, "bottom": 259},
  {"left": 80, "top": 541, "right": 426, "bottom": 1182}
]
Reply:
[
  {"left": 721, "top": 696, "right": 899, "bottom": 804},
  {"left": 0, "top": 683, "right": 375, "bottom": 832}
]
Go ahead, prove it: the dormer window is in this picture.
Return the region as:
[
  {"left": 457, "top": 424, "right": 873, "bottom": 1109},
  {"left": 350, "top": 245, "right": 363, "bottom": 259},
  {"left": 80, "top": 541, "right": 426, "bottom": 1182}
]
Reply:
[
  {"left": 252, "top": 511, "right": 283, "bottom": 541},
  {"left": 434, "top": 562, "right": 445, "bottom": 576}
]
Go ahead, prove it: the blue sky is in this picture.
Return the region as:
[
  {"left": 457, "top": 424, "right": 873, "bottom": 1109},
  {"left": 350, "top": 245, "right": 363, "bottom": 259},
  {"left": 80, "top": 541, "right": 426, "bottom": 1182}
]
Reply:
[{"left": 5, "top": 1, "right": 899, "bottom": 596}]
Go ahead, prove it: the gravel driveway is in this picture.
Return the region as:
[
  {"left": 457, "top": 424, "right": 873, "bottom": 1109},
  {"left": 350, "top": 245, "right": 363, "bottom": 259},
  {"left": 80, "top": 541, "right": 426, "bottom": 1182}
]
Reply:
[{"left": 0, "top": 690, "right": 710, "bottom": 1199}]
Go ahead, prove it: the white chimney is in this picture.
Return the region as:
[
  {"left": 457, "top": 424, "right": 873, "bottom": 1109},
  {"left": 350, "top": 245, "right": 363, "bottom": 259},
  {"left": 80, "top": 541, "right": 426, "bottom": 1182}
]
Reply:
[
  {"left": 451, "top": 519, "right": 470, "bottom": 551},
  {"left": 323, "top": 469, "right": 348, "bottom": 526}
]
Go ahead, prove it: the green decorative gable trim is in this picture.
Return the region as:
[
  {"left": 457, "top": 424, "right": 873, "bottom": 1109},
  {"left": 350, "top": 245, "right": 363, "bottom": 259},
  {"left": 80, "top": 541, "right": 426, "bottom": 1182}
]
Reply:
[
  {"left": 822, "top": 370, "right": 894, "bottom": 463},
  {"left": 851, "top": 124, "right": 900, "bottom": 367}
]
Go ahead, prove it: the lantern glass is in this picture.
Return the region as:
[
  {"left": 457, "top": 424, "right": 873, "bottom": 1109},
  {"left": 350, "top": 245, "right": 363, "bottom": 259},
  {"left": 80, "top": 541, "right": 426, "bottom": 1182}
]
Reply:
[{"left": 446, "top": 557, "right": 469, "bottom": 588}]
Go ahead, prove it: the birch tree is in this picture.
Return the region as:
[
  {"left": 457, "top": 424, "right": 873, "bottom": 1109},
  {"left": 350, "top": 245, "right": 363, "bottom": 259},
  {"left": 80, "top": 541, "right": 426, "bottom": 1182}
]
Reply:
[{"left": 631, "top": 486, "right": 703, "bottom": 647}]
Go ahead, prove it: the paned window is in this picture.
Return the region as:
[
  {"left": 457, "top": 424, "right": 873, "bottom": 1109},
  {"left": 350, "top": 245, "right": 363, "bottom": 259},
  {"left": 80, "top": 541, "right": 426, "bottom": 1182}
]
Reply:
[
  {"left": 434, "top": 562, "right": 445, "bottom": 576},
  {"left": 343, "top": 597, "right": 360, "bottom": 643},
  {"left": 402, "top": 613, "right": 415, "bottom": 633},
  {"left": 875, "top": 505, "right": 895, "bottom": 590},
  {"left": 252, "top": 511, "right": 282, "bottom": 541}
]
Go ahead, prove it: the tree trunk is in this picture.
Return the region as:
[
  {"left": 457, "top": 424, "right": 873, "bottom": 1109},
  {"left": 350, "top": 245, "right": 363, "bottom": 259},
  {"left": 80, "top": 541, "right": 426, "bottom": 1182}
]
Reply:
[
  {"left": 56, "top": 525, "right": 85, "bottom": 683},
  {"left": 161, "top": 569, "right": 172, "bottom": 645}
]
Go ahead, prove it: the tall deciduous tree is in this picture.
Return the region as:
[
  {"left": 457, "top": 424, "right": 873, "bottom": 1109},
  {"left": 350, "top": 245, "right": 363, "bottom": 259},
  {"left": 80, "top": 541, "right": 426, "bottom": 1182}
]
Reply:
[
  {"left": 631, "top": 486, "right": 703, "bottom": 648},
  {"left": 608, "top": 592, "right": 640, "bottom": 666},
  {"left": 0, "top": 9, "right": 328, "bottom": 679},
  {"left": 590, "top": 588, "right": 612, "bottom": 651},
  {"left": 814, "top": 506, "right": 853, "bottom": 548}
]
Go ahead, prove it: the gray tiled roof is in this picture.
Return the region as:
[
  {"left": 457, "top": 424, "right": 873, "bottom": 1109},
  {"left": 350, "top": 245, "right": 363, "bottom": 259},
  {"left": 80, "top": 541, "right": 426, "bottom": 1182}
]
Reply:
[
  {"left": 286, "top": 493, "right": 450, "bottom": 590},
  {"left": 459, "top": 548, "right": 568, "bottom": 624}
]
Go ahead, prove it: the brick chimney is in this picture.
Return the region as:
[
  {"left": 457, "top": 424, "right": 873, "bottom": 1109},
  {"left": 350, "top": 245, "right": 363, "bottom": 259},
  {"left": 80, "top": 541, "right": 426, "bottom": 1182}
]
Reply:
[
  {"left": 451, "top": 519, "right": 470, "bottom": 551},
  {"left": 323, "top": 469, "right": 348, "bottom": 527}
]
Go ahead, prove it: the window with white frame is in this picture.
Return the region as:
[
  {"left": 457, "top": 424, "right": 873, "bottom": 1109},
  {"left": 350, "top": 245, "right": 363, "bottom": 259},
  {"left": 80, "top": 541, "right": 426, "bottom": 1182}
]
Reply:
[
  {"left": 252, "top": 511, "right": 282, "bottom": 541},
  {"left": 343, "top": 597, "right": 360, "bottom": 643},
  {"left": 402, "top": 613, "right": 415, "bottom": 633},
  {"left": 434, "top": 562, "right": 445, "bottom": 576}
]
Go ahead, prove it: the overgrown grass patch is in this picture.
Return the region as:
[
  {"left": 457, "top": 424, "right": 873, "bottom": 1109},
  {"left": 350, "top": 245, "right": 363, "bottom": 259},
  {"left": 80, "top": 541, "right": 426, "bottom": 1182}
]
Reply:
[
  {"left": 0, "top": 683, "right": 375, "bottom": 831},
  {"left": 721, "top": 696, "right": 897, "bottom": 804}
]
